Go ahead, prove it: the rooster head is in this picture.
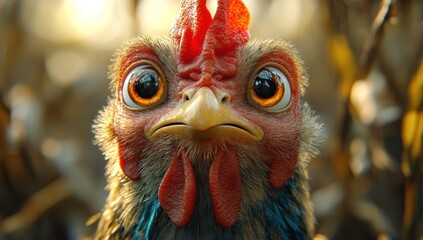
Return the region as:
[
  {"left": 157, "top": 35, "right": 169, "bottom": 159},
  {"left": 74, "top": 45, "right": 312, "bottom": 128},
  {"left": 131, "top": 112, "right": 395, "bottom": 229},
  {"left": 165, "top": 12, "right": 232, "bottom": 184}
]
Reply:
[{"left": 94, "top": 0, "right": 320, "bottom": 238}]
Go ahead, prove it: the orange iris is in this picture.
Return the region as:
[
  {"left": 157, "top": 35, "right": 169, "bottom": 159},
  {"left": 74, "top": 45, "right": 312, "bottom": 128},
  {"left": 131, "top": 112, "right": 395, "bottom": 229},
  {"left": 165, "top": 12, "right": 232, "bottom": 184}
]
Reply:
[
  {"left": 127, "top": 66, "right": 166, "bottom": 108},
  {"left": 250, "top": 67, "right": 285, "bottom": 108}
]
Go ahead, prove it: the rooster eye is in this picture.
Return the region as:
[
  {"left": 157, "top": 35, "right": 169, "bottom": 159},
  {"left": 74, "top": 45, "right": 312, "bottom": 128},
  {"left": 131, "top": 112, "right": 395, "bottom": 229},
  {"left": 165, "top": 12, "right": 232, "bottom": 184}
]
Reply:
[
  {"left": 122, "top": 63, "right": 166, "bottom": 109},
  {"left": 249, "top": 65, "right": 291, "bottom": 112}
]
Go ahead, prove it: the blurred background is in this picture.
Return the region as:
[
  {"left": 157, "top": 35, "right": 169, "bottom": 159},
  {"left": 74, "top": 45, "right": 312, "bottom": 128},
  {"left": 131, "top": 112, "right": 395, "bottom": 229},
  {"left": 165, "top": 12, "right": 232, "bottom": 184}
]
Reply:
[{"left": 0, "top": 0, "right": 421, "bottom": 239}]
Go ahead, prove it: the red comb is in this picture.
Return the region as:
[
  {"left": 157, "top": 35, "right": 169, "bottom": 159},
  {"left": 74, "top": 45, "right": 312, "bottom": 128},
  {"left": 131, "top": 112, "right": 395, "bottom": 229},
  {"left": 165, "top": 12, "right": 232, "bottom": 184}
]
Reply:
[
  {"left": 171, "top": 0, "right": 250, "bottom": 63},
  {"left": 208, "top": 0, "right": 250, "bottom": 55},
  {"left": 171, "top": 0, "right": 212, "bottom": 63}
]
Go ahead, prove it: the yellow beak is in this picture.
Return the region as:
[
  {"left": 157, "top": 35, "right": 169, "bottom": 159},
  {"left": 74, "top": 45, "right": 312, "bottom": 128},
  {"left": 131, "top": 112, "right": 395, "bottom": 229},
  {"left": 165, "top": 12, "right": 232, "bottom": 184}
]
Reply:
[{"left": 146, "top": 87, "right": 263, "bottom": 141}]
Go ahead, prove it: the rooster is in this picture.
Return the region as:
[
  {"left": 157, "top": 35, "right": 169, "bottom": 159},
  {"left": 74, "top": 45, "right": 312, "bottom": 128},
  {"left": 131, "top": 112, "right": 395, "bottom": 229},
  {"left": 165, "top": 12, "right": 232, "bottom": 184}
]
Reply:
[{"left": 93, "top": 0, "right": 321, "bottom": 239}]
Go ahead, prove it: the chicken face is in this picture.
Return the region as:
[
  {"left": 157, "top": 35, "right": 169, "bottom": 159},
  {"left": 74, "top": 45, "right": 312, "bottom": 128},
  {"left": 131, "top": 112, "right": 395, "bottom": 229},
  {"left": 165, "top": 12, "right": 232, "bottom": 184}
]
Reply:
[{"left": 94, "top": 0, "right": 320, "bottom": 238}]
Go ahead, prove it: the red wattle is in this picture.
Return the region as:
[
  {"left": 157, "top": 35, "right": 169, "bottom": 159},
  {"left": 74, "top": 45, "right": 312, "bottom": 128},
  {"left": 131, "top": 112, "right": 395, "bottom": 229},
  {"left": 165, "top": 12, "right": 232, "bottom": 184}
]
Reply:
[
  {"left": 118, "top": 144, "right": 141, "bottom": 181},
  {"left": 209, "top": 151, "right": 241, "bottom": 227},
  {"left": 268, "top": 152, "right": 298, "bottom": 188},
  {"left": 158, "top": 150, "right": 196, "bottom": 226}
]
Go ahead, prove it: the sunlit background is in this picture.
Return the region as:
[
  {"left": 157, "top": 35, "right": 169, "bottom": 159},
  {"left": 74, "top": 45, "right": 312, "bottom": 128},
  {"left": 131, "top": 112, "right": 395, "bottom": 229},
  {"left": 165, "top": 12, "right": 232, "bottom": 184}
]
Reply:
[{"left": 0, "top": 0, "right": 422, "bottom": 239}]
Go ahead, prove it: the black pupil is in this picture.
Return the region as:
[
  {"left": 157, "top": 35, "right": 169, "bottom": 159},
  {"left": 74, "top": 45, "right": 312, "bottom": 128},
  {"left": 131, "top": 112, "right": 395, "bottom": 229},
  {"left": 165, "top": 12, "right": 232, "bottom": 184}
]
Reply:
[
  {"left": 253, "top": 70, "right": 277, "bottom": 99},
  {"left": 134, "top": 70, "right": 159, "bottom": 99}
]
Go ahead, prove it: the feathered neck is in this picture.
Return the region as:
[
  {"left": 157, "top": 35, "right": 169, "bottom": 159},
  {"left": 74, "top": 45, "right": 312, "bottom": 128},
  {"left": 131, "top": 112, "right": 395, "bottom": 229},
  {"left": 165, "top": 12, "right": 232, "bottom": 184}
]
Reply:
[{"left": 131, "top": 171, "right": 312, "bottom": 240}]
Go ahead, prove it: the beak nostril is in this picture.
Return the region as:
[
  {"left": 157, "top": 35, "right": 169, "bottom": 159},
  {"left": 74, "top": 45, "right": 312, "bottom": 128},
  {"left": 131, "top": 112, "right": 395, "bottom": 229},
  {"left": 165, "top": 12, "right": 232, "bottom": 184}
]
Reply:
[
  {"left": 182, "top": 90, "right": 194, "bottom": 102},
  {"left": 220, "top": 95, "right": 231, "bottom": 104},
  {"left": 213, "top": 88, "right": 231, "bottom": 104}
]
